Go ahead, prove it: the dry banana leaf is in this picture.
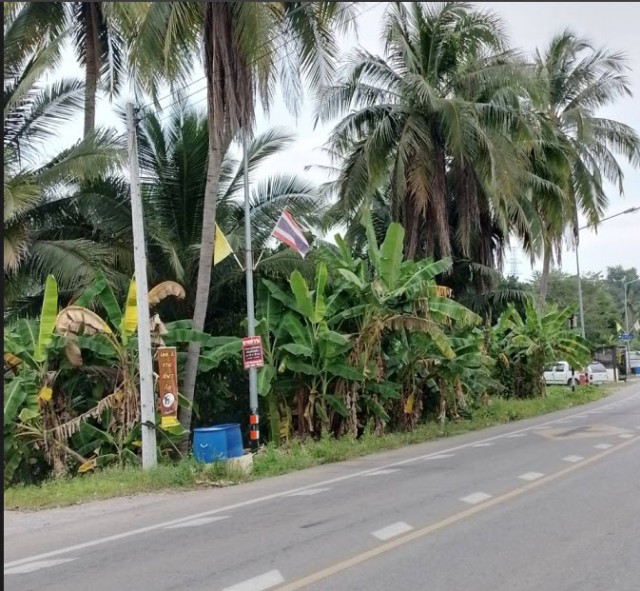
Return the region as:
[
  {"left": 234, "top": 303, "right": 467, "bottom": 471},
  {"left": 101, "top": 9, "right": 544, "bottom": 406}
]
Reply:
[
  {"left": 55, "top": 306, "right": 112, "bottom": 335},
  {"left": 148, "top": 281, "right": 185, "bottom": 307}
]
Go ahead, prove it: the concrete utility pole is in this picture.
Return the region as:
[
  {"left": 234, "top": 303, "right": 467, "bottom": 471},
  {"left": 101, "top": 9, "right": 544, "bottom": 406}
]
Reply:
[
  {"left": 243, "top": 131, "right": 259, "bottom": 450},
  {"left": 126, "top": 102, "right": 157, "bottom": 469}
]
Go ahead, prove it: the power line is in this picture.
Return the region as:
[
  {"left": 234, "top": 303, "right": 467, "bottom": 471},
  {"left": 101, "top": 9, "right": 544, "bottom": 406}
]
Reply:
[
  {"left": 138, "top": 1, "right": 348, "bottom": 111},
  {"left": 137, "top": 1, "right": 367, "bottom": 122}
]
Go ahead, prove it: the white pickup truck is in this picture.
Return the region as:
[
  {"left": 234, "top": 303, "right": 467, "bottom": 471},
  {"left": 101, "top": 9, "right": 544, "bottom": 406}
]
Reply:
[{"left": 542, "top": 361, "right": 579, "bottom": 386}]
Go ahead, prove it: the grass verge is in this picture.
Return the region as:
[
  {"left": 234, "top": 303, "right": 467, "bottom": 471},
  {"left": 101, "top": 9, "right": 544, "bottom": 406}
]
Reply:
[{"left": 4, "top": 384, "right": 618, "bottom": 511}]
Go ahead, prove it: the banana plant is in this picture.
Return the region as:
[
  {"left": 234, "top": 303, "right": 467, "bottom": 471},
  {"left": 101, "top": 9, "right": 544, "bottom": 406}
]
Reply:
[
  {"left": 50, "top": 272, "right": 241, "bottom": 471},
  {"left": 419, "top": 329, "right": 498, "bottom": 425},
  {"left": 255, "top": 279, "right": 287, "bottom": 443},
  {"left": 261, "top": 262, "right": 362, "bottom": 436},
  {"left": 321, "top": 214, "right": 481, "bottom": 434},
  {"left": 3, "top": 275, "right": 60, "bottom": 483},
  {"left": 492, "top": 301, "right": 591, "bottom": 397}
]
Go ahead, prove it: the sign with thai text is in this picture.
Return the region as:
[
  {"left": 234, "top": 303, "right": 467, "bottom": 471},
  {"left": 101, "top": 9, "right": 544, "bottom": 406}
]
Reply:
[
  {"left": 156, "top": 346, "right": 179, "bottom": 427},
  {"left": 242, "top": 336, "right": 264, "bottom": 370}
]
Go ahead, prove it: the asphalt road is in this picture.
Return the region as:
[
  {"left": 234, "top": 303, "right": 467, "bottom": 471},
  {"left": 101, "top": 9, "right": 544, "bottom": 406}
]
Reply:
[{"left": 5, "top": 381, "right": 640, "bottom": 591}]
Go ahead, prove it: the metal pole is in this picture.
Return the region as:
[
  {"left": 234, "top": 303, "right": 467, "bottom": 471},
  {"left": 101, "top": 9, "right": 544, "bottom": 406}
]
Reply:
[
  {"left": 624, "top": 282, "right": 630, "bottom": 377},
  {"left": 243, "top": 131, "right": 259, "bottom": 450},
  {"left": 575, "top": 230, "right": 586, "bottom": 339},
  {"left": 622, "top": 278, "right": 640, "bottom": 378},
  {"left": 126, "top": 103, "right": 157, "bottom": 469},
  {"left": 624, "top": 282, "right": 630, "bottom": 335}
]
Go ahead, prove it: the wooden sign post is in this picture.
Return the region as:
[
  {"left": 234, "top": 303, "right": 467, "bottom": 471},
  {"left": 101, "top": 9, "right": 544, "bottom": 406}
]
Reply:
[{"left": 155, "top": 347, "right": 180, "bottom": 428}]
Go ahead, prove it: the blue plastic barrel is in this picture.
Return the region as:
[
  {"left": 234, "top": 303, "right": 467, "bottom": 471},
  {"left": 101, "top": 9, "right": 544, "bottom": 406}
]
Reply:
[
  {"left": 216, "top": 423, "right": 244, "bottom": 458},
  {"left": 632, "top": 367, "right": 640, "bottom": 376},
  {"left": 193, "top": 427, "right": 228, "bottom": 462}
]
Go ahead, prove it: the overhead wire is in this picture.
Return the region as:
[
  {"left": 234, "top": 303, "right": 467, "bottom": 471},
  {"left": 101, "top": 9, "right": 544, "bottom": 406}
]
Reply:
[
  {"left": 135, "top": 1, "right": 377, "bottom": 125},
  {"left": 136, "top": 0, "right": 340, "bottom": 112}
]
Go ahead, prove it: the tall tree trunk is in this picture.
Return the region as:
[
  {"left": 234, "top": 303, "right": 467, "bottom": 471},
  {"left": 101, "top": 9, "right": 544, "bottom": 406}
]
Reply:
[
  {"left": 179, "top": 2, "right": 243, "bottom": 450},
  {"left": 539, "top": 243, "right": 552, "bottom": 309},
  {"left": 425, "top": 134, "right": 450, "bottom": 259},
  {"left": 178, "top": 131, "right": 230, "bottom": 447},
  {"left": 403, "top": 198, "right": 420, "bottom": 260},
  {"left": 84, "top": 2, "right": 100, "bottom": 137}
]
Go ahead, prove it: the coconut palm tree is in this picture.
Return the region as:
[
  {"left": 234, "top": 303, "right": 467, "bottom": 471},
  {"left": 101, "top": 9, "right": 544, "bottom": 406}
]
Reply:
[
  {"left": 127, "top": 1, "right": 356, "bottom": 434},
  {"left": 5, "top": 1, "right": 126, "bottom": 137},
  {"left": 4, "top": 4, "right": 124, "bottom": 311},
  {"left": 136, "top": 106, "right": 324, "bottom": 325},
  {"left": 530, "top": 31, "right": 640, "bottom": 304},
  {"left": 318, "top": 2, "right": 537, "bottom": 267}
]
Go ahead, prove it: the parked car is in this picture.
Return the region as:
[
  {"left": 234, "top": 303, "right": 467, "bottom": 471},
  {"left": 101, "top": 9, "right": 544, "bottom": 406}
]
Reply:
[
  {"left": 583, "top": 362, "right": 608, "bottom": 385},
  {"left": 542, "top": 361, "right": 578, "bottom": 386}
]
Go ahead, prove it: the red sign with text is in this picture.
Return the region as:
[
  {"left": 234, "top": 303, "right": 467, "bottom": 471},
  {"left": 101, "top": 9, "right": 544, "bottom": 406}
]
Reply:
[{"left": 242, "top": 336, "right": 264, "bottom": 370}]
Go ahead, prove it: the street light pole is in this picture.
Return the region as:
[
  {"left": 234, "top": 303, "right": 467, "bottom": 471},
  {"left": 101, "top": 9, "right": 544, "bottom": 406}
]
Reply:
[
  {"left": 623, "top": 277, "right": 639, "bottom": 377},
  {"left": 575, "top": 229, "right": 586, "bottom": 338},
  {"left": 575, "top": 205, "right": 639, "bottom": 340}
]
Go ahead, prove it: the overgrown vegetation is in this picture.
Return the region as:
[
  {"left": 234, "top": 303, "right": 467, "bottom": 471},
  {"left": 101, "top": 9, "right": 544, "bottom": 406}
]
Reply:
[{"left": 4, "top": 2, "right": 639, "bottom": 493}]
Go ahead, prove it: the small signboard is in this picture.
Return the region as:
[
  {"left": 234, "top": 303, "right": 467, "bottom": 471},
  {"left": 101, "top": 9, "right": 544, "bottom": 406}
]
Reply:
[
  {"left": 618, "top": 333, "right": 632, "bottom": 341},
  {"left": 155, "top": 346, "right": 180, "bottom": 428},
  {"left": 242, "top": 336, "right": 264, "bottom": 369}
]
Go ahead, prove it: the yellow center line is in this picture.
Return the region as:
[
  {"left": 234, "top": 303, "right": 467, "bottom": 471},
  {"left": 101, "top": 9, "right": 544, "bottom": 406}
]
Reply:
[{"left": 275, "top": 436, "right": 639, "bottom": 590}]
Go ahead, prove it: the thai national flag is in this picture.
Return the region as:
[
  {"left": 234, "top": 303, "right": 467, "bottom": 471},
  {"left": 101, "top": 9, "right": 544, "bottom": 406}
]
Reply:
[{"left": 271, "top": 208, "right": 310, "bottom": 258}]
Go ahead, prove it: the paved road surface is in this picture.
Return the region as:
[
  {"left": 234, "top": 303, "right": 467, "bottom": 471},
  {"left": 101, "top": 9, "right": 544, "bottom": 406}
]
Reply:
[{"left": 5, "top": 381, "right": 640, "bottom": 591}]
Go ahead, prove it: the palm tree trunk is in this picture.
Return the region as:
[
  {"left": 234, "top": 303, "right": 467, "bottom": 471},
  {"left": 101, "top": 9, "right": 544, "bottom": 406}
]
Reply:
[
  {"left": 178, "top": 131, "right": 230, "bottom": 447},
  {"left": 178, "top": 3, "right": 246, "bottom": 451},
  {"left": 425, "top": 133, "right": 450, "bottom": 259},
  {"left": 539, "top": 243, "right": 552, "bottom": 309},
  {"left": 84, "top": 2, "right": 100, "bottom": 137}
]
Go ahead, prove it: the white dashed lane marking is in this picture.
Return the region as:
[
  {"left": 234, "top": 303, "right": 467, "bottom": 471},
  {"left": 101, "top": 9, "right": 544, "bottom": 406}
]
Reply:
[
  {"left": 7, "top": 391, "right": 639, "bottom": 572},
  {"left": 594, "top": 443, "right": 613, "bottom": 450},
  {"left": 563, "top": 455, "right": 584, "bottom": 463},
  {"left": 618, "top": 433, "right": 635, "bottom": 439},
  {"left": 222, "top": 570, "right": 285, "bottom": 591},
  {"left": 460, "top": 492, "right": 493, "bottom": 505},
  {"left": 5, "top": 559, "right": 76, "bottom": 575},
  {"left": 519, "top": 472, "right": 544, "bottom": 482},
  {"left": 363, "top": 469, "right": 400, "bottom": 476},
  {"left": 505, "top": 433, "right": 527, "bottom": 438},
  {"left": 472, "top": 443, "right": 493, "bottom": 448},
  {"left": 372, "top": 522, "right": 414, "bottom": 541}
]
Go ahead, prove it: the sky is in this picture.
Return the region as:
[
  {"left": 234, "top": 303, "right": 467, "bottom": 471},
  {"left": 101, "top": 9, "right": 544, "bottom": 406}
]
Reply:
[{"left": 54, "top": 2, "right": 640, "bottom": 281}]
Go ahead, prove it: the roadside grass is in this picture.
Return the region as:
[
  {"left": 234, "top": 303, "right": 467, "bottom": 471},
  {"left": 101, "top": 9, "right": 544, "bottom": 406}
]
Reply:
[{"left": 4, "top": 384, "right": 618, "bottom": 511}]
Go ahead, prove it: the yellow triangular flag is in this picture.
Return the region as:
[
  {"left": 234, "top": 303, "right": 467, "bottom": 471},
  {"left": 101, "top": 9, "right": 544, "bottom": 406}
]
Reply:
[
  {"left": 213, "top": 224, "right": 233, "bottom": 266},
  {"left": 633, "top": 320, "right": 640, "bottom": 332},
  {"left": 615, "top": 322, "right": 623, "bottom": 333}
]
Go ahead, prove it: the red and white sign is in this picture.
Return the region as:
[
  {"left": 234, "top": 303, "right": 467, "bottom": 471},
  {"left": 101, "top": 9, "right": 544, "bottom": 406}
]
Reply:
[{"left": 242, "top": 336, "right": 264, "bottom": 370}]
